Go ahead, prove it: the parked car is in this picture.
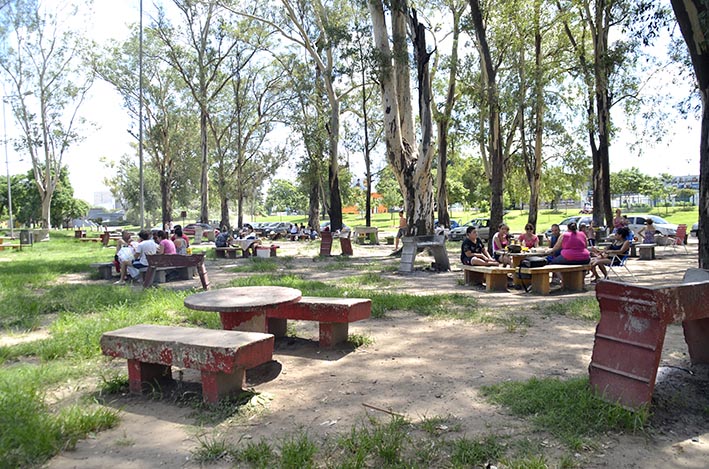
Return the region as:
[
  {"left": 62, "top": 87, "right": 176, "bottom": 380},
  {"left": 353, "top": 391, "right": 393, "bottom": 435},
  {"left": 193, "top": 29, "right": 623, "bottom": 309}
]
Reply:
[
  {"left": 625, "top": 215, "right": 677, "bottom": 237},
  {"left": 448, "top": 218, "right": 491, "bottom": 242},
  {"left": 183, "top": 223, "right": 219, "bottom": 238},
  {"left": 691, "top": 222, "right": 699, "bottom": 237},
  {"left": 543, "top": 215, "right": 593, "bottom": 239}
]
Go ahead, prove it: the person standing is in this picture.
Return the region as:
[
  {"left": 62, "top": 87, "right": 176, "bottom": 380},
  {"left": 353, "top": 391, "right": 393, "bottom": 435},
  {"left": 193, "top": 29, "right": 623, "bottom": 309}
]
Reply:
[{"left": 394, "top": 210, "right": 407, "bottom": 251}]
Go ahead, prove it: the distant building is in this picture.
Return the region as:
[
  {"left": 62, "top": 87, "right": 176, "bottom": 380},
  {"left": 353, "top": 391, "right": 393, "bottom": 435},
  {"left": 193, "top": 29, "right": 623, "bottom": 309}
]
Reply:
[
  {"left": 93, "top": 191, "right": 116, "bottom": 209},
  {"left": 670, "top": 175, "right": 699, "bottom": 190}
]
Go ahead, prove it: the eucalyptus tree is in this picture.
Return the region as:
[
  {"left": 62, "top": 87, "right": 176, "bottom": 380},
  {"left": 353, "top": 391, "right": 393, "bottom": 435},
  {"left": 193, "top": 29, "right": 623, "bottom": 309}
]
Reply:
[
  {"left": 154, "top": 0, "right": 249, "bottom": 224},
  {"left": 465, "top": 0, "right": 524, "bottom": 241},
  {"left": 369, "top": 0, "right": 437, "bottom": 236},
  {"left": 105, "top": 153, "right": 162, "bottom": 224},
  {"left": 428, "top": 0, "right": 467, "bottom": 229},
  {"left": 96, "top": 26, "right": 199, "bottom": 226},
  {"left": 0, "top": 1, "right": 94, "bottom": 229},
  {"left": 671, "top": 0, "right": 709, "bottom": 267},
  {"left": 206, "top": 26, "right": 288, "bottom": 230},
  {"left": 555, "top": 0, "right": 667, "bottom": 229}
]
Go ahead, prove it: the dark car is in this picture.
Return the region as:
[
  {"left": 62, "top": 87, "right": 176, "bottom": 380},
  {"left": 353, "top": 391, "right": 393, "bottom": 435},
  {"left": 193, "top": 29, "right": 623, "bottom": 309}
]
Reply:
[{"left": 183, "top": 223, "right": 219, "bottom": 238}]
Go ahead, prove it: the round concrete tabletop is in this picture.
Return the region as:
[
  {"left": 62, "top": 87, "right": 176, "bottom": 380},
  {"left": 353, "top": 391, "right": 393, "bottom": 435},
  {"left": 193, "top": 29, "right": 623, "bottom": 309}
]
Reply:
[{"left": 184, "top": 286, "right": 302, "bottom": 312}]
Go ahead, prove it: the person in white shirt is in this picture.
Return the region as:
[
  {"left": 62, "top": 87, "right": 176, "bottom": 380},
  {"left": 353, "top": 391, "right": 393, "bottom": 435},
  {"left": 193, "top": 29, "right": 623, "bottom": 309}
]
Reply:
[{"left": 115, "top": 230, "right": 158, "bottom": 285}]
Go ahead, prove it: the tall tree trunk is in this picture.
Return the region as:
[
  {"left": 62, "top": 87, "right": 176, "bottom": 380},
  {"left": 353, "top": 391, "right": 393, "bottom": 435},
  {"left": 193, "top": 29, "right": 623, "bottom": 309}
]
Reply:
[
  {"left": 527, "top": 2, "right": 543, "bottom": 229},
  {"left": 593, "top": 1, "right": 613, "bottom": 228},
  {"left": 369, "top": 0, "right": 434, "bottom": 237},
  {"left": 199, "top": 108, "right": 209, "bottom": 224},
  {"left": 671, "top": 0, "right": 709, "bottom": 268},
  {"left": 469, "top": 0, "right": 504, "bottom": 242}
]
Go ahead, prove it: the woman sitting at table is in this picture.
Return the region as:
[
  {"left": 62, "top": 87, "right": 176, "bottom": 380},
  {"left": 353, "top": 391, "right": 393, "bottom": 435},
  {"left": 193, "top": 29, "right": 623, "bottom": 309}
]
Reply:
[
  {"left": 589, "top": 227, "right": 631, "bottom": 281},
  {"left": 517, "top": 223, "right": 539, "bottom": 248},
  {"left": 491, "top": 223, "right": 512, "bottom": 267},
  {"left": 546, "top": 222, "right": 590, "bottom": 265},
  {"left": 461, "top": 226, "right": 499, "bottom": 266}
]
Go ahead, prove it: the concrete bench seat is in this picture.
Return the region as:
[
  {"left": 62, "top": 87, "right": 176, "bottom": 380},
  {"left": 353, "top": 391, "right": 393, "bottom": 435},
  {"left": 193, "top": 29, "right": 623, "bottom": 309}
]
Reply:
[
  {"left": 636, "top": 243, "right": 656, "bottom": 260},
  {"left": 0, "top": 244, "right": 23, "bottom": 251},
  {"left": 100, "top": 324, "right": 274, "bottom": 403},
  {"left": 91, "top": 262, "right": 117, "bottom": 280},
  {"left": 517, "top": 264, "right": 590, "bottom": 295},
  {"left": 266, "top": 297, "right": 372, "bottom": 348},
  {"left": 214, "top": 246, "right": 243, "bottom": 258},
  {"left": 461, "top": 265, "right": 516, "bottom": 291}
]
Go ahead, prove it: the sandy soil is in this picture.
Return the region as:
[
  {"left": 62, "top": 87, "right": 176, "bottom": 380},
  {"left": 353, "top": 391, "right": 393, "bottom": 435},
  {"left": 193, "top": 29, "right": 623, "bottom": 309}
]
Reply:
[{"left": 12, "top": 238, "right": 706, "bottom": 468}]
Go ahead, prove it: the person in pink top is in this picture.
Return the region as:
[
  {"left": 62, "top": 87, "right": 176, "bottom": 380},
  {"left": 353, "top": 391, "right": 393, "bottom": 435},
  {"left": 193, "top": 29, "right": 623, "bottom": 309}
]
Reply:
[
  {"left": 156, "top": 230, "right": 176, "bottom": 255},
  {"left": 546, "top": 222, "right": 590, "bottom": 265},
  {"left": 517, "top": 223, "right": 539, "bottom": 248}
]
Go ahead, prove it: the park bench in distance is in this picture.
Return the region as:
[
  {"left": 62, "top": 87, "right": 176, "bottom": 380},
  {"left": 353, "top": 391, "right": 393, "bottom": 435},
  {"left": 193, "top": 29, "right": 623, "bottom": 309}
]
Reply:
[
  {"left": 100, "top": 324, "right": 274, "bottom": 403},
  {"left": 214, "top": 246, "right": 243, "bottom": 258},
  {"left": 266, "top": 297, "right": 372, "bottom": 348}
]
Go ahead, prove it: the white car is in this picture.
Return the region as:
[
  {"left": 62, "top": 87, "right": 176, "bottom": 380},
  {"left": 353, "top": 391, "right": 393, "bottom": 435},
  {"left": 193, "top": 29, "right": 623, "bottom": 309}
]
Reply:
[
  {"left": 448, "top": 218, "right": 491, "bottom": 241},
  {"left": 544, "top": 215, "right": 593, "bottom": 239},
  {"left": 626, "top": 215, "right": 677, "bottom": 237}
]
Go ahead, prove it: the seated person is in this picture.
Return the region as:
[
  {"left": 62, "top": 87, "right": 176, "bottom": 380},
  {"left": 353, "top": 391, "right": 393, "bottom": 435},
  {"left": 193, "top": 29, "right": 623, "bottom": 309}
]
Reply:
[
  {"left": 517, "top": 223, "right": 539, "bottom": 248},
  {"left": 546, "top": 223, "right": 561, "bottom": 261},
  {"left": 215, "top": 230, "right": 233, "bottom": 248},
  {"left": 289, "top": 224, "right": 298, "bottom": 240},
  {"left": 156, "top": 230, "right": 176, "bottom": 255},
  {"left": 546, "top": 222, "right": 590, "bottom": 265},
  {"left": 491, "top": 223, "right": 512, "bottom": 267},
  {"left": 114, "top": 231, "right": 137, "bottom": 273},
  {"left": 589, "top": 227, "right": 631, "bottom": 281},
  {"left": 115, "top": 230, "right": 158, "bottom": 285},
  {"left": 171, "top": 225, "right": 190, "bottom": 255},
  {"left": 461, "top": 226, "right": 498, "bottom": 266}
]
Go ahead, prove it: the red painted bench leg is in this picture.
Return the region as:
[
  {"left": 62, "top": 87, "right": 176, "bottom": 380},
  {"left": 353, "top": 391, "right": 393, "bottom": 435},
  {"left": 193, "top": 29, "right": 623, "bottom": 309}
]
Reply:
[
  {"left": 220, "top": 310, "right": 266, "bottom": 332},
  {"left": 319, "top": 322, "right": 348, "bottom": 348},
  {"left": 267, "top": 318, "right": 288, "bottom": 338},
  {"left": 683, "top": 318, "right": 709, "bottom": 364},
  {"left": 201, "top": 369, "right": 245, "bottom": 403},
  {"left": 127, "top": 359, "right": 172, "bottom": 394}
]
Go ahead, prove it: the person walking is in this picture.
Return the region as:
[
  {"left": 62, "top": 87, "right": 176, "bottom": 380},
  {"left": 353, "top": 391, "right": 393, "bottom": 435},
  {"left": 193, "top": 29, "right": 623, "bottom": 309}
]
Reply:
[{"left": 394, "top": 210, "right": 407, "bottom": 251}]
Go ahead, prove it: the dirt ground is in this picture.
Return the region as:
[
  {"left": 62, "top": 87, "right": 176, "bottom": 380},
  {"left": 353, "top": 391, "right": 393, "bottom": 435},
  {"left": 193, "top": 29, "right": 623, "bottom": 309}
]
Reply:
[{"left": 17, "top": 237, "right": 708, "bottom": 468}]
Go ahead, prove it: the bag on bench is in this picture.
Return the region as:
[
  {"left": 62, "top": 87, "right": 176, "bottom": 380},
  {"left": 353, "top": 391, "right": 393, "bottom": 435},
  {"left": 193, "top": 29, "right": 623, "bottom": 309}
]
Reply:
[
  {"left": 520, "top": 256, "right": 548, "bottom": 268},
  {"left": 517, "top": 256, "right": 548, "bottom": 292}
]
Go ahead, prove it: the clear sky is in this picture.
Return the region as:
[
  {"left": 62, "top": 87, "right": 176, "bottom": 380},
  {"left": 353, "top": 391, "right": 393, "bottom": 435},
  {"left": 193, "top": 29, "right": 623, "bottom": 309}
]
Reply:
[{"left": 3, "top": 2, "right": 702, "bottom": 206}]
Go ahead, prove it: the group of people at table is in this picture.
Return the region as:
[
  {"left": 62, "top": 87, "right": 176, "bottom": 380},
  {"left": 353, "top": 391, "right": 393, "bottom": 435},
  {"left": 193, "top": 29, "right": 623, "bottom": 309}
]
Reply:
[
  {"left": 460, "top": 209, "right": 652, "bottom": 284},
  {"left": 112, "top": 225, "right": 192, "bottom": 285}
]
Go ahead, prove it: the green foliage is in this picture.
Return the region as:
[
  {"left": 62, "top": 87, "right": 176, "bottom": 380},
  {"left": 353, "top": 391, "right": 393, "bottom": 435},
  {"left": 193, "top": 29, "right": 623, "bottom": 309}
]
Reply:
[
  {"left": 265, "top": 179, "right": 308, "bottom": 214},
  {"left": 279, "top": 433, "right": 318, "bottom": 468},
  {"left": 482, "top": 377, "right": 648, "bottom": 449},
  {"left": 450, "top": 434, "right": 505, "bottom": 467},
  {"left": 535, "top": 298, "right": 600, "bottom": 321}
]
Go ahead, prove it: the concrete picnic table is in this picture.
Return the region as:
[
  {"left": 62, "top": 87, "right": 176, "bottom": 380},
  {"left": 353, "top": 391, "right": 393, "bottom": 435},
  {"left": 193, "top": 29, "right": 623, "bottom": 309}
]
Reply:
[{"left": 184, "top": 286, "right": 302, "bottom": 332}]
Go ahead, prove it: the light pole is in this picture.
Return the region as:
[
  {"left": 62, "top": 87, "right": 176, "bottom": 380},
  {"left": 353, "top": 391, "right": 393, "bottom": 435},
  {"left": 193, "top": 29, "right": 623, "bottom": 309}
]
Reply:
[{"left": 2, "top": 95, "right": 13, "bottom": 239}]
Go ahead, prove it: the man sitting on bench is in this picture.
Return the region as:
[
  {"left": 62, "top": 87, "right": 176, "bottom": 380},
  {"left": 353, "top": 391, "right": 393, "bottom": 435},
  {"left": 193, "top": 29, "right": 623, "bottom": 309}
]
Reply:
[{"left": 461, "top": 226, "right": 499, "bottom": 266}]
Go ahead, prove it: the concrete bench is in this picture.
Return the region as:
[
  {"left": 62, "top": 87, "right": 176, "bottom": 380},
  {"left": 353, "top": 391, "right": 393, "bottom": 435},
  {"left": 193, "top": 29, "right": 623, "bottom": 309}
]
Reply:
[
  {"left": 266, "top": 297, "right": 371, "bottom": 348},
  {"left": 517, "top": 264, "right": 590, "bottom": 295},
  {"left": 214, "top": 246, "right": 243, "bottom": 259},
  {"left": 590, "top": 269, "right": 709, "bottom": 409},
  {"left": 100, "top": 324, "right": 274, "bottom": 403},
  {"left": 141, "top": 265, "right": 196, "bottom": 284},
  {"left": 0, "top": 244, "right": 22, "bottom": 251},
  {"left": 461, "top": 265, "right": 515, "bottom": 291},
  {"left": 400, "top": 235, "right": 449, "bottom": 272},
  {"left": 144, "top": 254, "right": 209, "bottom": 290},
  {"left": 636, "top": 243, "right": 656, "bottom": 260},
  {"left": 91, "top": 262, "right": 117, "bottom": 280}
]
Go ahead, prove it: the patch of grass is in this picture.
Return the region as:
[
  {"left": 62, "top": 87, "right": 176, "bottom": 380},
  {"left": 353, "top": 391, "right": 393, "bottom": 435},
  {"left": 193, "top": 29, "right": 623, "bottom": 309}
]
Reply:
[
  {"left": 417, "top": 414, "right": 462, "bottom": 436},
  {"left": 237, "top": 440, "right": 274, "bottom": 468},
  {"left": 347, "top": 333, "right": 374, "bottom": 348},
  {"left": 280, "top": 432, "right": 317, "bottom": 468},
  {"left": 226, "top": 273, "right": 481, "bottom": 320},
  {"left": 189, "top": 391, "right": 272, "bottom": 426},
  {"left": 481, "top": 376, "right": 648, "bottom": 450},
  {"left": 337, "top": 415, "right": 410, "bottom": 466},
  {"left": 449, "top": 434, "right": 505, "bottom": 467},
  {"left": 57, "top": 403, "right": 121, "bottom": 450},
  {"left": 341, "top": 272, "right": 392, "bottom": 286},
  {"left": 191, "top": 433, "right": 234, "bottom": 463},
  {"left": 483, "top": 313, "right": 532, "bottom": 333},
  {"left": 98, "top": 372, "right": 129, "bottom": 395},
  {"left": 536, "top": 298, "right": 600, "bottom": 322},
  {"left": 500, "top": 454, "right": 549, "bottom": 469}
]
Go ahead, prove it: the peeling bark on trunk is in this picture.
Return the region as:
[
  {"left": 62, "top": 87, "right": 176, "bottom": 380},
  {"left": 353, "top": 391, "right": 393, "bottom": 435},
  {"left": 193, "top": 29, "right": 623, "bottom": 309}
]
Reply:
[{"left": 671, "top": 0, "right": 709, "bottom": 268}]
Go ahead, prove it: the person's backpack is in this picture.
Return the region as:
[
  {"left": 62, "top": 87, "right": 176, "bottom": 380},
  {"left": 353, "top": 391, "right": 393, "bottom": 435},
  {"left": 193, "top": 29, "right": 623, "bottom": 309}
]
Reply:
[{"left": 520, "top": 256, "right": 548, "bottom": 268}]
